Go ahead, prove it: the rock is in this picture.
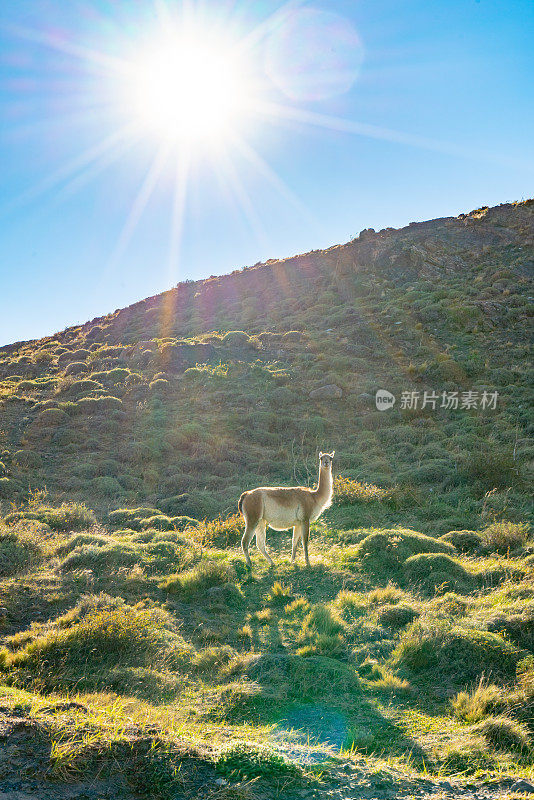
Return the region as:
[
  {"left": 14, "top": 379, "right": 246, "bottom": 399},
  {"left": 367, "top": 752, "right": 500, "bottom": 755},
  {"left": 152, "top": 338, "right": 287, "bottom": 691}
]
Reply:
[
  {"left": 214, "top": 777, "right": 227, "bottom": 786},
  {"left": 511, "top": 780, "right": 534, "bottom": 794},
  {"left": 309, "top": 384, "right": 342, "bottom": 400}
]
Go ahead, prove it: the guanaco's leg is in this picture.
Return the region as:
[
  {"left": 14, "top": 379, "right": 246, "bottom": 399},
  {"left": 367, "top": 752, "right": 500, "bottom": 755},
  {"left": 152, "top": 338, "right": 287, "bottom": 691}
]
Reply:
[
  {"left": 301, "top": 520, "right": 311, "bottom": 567},
  {"left": 255, "top": 521, "right": 274, "bottom": 566},
  {"left": 241, "top": 520, "right": 258, "bottom": 569},
  {"left": 291, "top": 524, "right": 302, "bottom": 563}
]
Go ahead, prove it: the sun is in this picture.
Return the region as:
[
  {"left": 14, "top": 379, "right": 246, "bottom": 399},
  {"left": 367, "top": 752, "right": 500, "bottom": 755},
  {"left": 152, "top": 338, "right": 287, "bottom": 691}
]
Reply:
[{"left": 124, "top": 32, "right": 250, "bottom": 146}]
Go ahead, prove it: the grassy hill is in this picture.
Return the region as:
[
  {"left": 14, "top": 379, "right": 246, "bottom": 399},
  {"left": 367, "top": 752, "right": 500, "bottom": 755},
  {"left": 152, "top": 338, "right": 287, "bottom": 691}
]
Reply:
[{"left": 0, "top": 199, "right": 533, "bottom": 799}]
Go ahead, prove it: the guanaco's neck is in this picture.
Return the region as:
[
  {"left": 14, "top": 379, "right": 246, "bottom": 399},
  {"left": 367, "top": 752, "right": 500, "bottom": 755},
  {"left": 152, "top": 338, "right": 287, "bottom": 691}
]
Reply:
[{"left": 314, "top": 465, "right": 333, "bottom": 503}]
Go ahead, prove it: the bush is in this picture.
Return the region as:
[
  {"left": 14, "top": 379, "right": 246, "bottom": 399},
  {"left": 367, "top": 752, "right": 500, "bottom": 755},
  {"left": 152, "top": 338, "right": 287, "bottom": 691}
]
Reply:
[
  {"left": 91, "top": 476, "right": 122, "bottom": 497},
  {"left": 486, "top": 606, "right": 534, "bottom": 651},
  {"left": 60, "top": 542, "right": 140, "bottom": 573},
  {"left": 392, "top": 621, "right": 522, "bottom": 691},
  {"left": 140, "top": 515, "right": 175, "bottom": 531},
  {"left": 64, "top": 361, "right": 88, "bottom": 376},
  {"left": 481, "top": 521, "right": 531, "bottom": 552},
  {"left": 404, "top": 553, "right": 473, "bottom": 595},
  {"left": 0, "top": 528, "right": 43, "bottom": 576},
  {"left": 463, "top": 449, "right": 521, "bottom": 488},
  {"left": 216, "top": 742, "right": 299, "bottom": 780},
  {"left": 108, "top": 507, "right": 161, "bottom": 529},
  {"left": 12, "top": 449, "right": 42, "bottom": 469},
  {"left": 71, "top": 396, "right": 123, "bottom": 415},
  {"left": 196, "top": 514, "right": 243, "bottom": 547},
  {"left": 2, "top": 599, "right": 175, "bottom": 688},
  {"left": 368, "top": 585, "right": 405, "bottom": 605},
  {"left": 478, "top": 715, "right": 531, "bottom": 752},
  {"left": 334, "top": 476, "right": 389, "bottom": 504},
  {"left": 58, "top": 379, "right": 103, "bottom": 397},
  {"left": 221, "top": 331, "right": 251, "bottom": 347},
  {"left": 160, "top": 560, "right": 234, "bottom": 599},
  {"left": 5, "top": 502, "right": 96, "bottom": 532},
  {"left": 377, "top": 605, "right": 419, "bottom": 629},
  {"left": 439, "top": 745, "right": 495, "bottom": 775},
  {"left": 335, "top": 591, "right": 367, "bottom": 620},
  {"left": 297, "top": 604, "right": 346, "bottom": 658},
  {"left": 451, "top": 680, "right": 506, "bottom": 723},
  {"left": 441, "top": 530, "right": 482, "bottom": 554},
  {"left": 55, "top": 532, "right": 110, "bottom": 556},
  {"left": 36, "top": 502, "right": 96, "bottom": 531},
  {"left": 356, "top": 529, "right": 455, "bottom": 580},
  {"left": 32, "top": 408, "right": 69, "bottom": 427},
  {"left": 0, "top": 478, "right": 20, "bottom": 499},
  {"left": 264, "top": 582, "right": 294, "bottom": 608},
  {"left": 246, "top": 653, "right": 359, "bottom": 702},
  {"left": 192, "top": 645, "right": 236, "bottom": 673}
]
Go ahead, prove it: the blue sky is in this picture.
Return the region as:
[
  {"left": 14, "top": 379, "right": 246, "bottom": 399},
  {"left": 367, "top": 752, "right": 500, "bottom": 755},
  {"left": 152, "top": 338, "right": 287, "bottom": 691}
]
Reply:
[{"left": 1, "top": 0, "right": 533, "bottom": 345}]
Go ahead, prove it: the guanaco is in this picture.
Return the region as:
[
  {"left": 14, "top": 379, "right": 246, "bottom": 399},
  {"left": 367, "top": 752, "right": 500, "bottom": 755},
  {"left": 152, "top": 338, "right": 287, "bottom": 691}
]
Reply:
[{"left": 238, "top": 452, "right": 334, "bottom": 568}]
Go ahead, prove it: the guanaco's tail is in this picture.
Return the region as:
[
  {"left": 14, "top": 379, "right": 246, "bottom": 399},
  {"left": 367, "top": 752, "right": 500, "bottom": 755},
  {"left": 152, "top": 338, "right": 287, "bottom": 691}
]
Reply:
[{"left": 238, "top": 493, "right": 245, "bottom": 515}]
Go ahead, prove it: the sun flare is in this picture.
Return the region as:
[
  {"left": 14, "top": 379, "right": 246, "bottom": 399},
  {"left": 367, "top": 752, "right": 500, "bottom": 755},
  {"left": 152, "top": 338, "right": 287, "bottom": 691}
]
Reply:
[{"left": 125, "top": 33, "right": 250, "bottom": 146}]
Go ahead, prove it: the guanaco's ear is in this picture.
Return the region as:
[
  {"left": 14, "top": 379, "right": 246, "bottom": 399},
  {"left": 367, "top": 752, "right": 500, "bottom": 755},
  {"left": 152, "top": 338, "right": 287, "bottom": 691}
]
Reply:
[
  {"left": 330, "top": 451, "right": 335, "bottom": 458},
  {"left": 319, "top": 451, "right": 324, "bottom": 458}
]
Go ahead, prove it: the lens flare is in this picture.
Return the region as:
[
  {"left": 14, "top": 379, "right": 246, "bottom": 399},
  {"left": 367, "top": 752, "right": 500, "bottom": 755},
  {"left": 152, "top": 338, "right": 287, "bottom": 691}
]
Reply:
[{"left": 265, "top": 8, "right": 364, "bottom": 102}]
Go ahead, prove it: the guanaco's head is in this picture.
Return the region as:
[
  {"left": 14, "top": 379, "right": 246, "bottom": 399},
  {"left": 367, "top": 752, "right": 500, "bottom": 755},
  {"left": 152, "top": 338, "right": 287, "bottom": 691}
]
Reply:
[{"left": 319, "top": 451, "right": 335, "bottom": 470}]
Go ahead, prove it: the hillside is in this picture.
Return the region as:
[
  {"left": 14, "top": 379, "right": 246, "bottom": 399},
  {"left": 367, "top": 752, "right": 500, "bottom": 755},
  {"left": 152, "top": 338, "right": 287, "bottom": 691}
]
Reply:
[{"left": 0, "top": 199, "right": 533, "bottom": 799}]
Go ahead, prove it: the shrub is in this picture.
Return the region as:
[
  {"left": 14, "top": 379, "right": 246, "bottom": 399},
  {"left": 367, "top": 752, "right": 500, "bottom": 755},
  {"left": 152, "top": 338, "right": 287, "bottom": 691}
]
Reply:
[
  {"left": 486, "top": 606, "right": 534, "bottom": 651},
  {"left": 12, "top": 449, "right": 42, "bottom": 469},
  {"left": 0, "top": 528, "right": 43, "bottom": 576},
  {"left": 160, "top": 560, "right": 234, "bottom": 599},
  {"left": 451, "top": 679, "right": 506, "bottom": 723},
  {"left": 221, "top": 331, "right": 251, "bottom": 347},
  {"left": 368, "top": 585, "right": 405, "bottom": 605},
  {"left": 64, "top": 361, "right": 88, "bottom": 376},
  {"left": 335, "top": 591, "right": 367, "bottom": 620},
  {"left": 32, "top": 408, "right": 69, "bottom": 427},
  {"left": 404, "top": 553, "right": 473, "bottom": 595},
  {"left": 195, "top": 514, "right": 243, "bottom": 547},
  {"left": 246, "top": 653, "right": 359, "bottom": 702},
  {"left": 192, "top": 645, "right": 236, "bottom": 673},
  {"left": 60, "top": 542, "right": 140, "bottom": 573},
  {"left": 478, "top": 715, "right": 531, "bottom": 752},
  {"left": 264, "top": 582, "right": 294, "bottom": 607},
  {"left": 55, "top": 532, "right": 110, "bottom": 556},
  {"left": 481, "top": 521, "right": 531, "bottom": 552},
  {"left": 377, "top": 605, "right": 419, "bottom": 629},
  {"left": 334, "top": 476, "right": 389, "bottom": 504},
  {"left": 91, "top": 476, "right": 122, "bottom": 497},
  {"left": 392, "top": 621, "right": 522, "bottom": 691},
  {"left": 302, "top": 603, "right": 344, "bottom": 636},
  {"left": 2, "top": 599, "right": 175, "bottom": 687},
  {"left": 35, "top": 502, "right": 96, "bottom": 531},
  {"left": 71, "top": 396, "right": 123, "bottom": 415},
  {"left": 216, "top": 742, "right": 299, "bottom": 780},
  {"left": 140, "top": 515, "right": 175, "bottom": 531},
  {"left": 91, "top": 368, "right": 134, "bottom": 385},
  {"left": 357, "top": 528, "right": 454, "bottom": 580},
  {"left": 5, "top": 502, "right": 96, "bottom": 532},
  {"left": 441, "top": 530, "right": 482, "bottom": 554},
  {"left": 170, "top": 515, "right": 200, "bottom": 532},
  {"left": 297, "top": 603, "right": 346, "bottom": 658},
  {"left": 108, "top": 507, "right": 161, "bottom": 529},
  {"left": 463, "top": 449, "right": 521, "bottom": 487},
  {"left": 439, "top": 745, "right": 495, "bottom": 775},
  {"left": 0, "top": 478, "right": 20, "bottom": 499}
]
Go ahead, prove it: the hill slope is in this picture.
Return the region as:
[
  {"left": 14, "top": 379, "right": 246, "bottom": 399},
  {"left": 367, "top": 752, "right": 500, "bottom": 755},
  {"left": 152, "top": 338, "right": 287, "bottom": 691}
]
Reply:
[
  {"left": 0, "top": 200, "right": 533, "bottom": 799},
  {"left": 0, "top": 199, "right": 532, "bottom": 529}
]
